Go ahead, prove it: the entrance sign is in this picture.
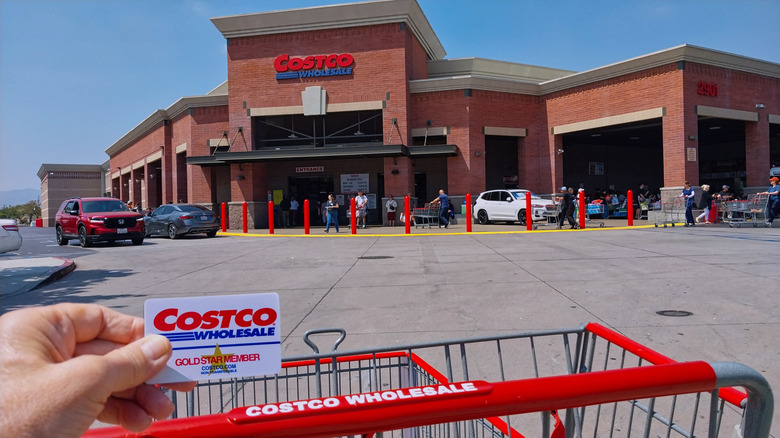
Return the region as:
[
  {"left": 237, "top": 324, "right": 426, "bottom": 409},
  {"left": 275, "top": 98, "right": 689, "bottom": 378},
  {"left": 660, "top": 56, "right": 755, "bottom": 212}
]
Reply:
[
  {"left": 145, "top": 293, "right": 281, "bottom": 384},
  {"left": 296, "top": 166, "right": 325, "bottom": 173}
]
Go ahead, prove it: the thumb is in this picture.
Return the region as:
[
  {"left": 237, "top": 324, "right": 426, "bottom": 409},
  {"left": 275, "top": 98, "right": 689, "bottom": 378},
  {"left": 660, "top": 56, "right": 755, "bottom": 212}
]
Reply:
[{"left": 100, "top": 334, "right": 172, "bottom": 392}]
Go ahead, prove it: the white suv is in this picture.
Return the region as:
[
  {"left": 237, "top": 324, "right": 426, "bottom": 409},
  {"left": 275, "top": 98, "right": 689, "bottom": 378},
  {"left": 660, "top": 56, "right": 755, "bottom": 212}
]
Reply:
[{"left": 472, "top": 189, "right": 554, "bottom": 225}]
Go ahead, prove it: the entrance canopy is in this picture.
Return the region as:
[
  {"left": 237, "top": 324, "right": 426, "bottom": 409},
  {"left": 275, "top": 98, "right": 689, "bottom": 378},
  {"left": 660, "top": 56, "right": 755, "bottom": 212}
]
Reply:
[{"left": 187, "top": 144, "right": 458, "bottom": 166}]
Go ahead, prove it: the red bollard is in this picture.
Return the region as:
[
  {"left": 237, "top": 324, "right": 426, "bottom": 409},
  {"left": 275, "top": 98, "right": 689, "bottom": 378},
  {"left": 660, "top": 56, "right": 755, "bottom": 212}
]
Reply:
[
  {"left": 404, "top": 196, "right": 411, "bottom": 235},
  {"left": 526, "top": 194, "right": 533, "bottom": 231},
  {"left": 627, "top": 190, "right": 634, "bottom": 227},
  {"left": 350, "top": 197, "right": 357, "bottom": 234},
  {"left": 267, "top": 201, "right": 274, "bottom": 234},
  {"left": 578, "top": 190, "right": 586, "bottom": 229},
  {"left": 466, "top": 194, "right": 472, "bottom": 232},
  {"left": 303, "top": 199, "right": 310, "bottom": 235},
  {"left": 221, "top": 202, "right": 227, "bottom": 232},
  {"left": 242, "top": 202, "right": 248, "bottom": 234}
]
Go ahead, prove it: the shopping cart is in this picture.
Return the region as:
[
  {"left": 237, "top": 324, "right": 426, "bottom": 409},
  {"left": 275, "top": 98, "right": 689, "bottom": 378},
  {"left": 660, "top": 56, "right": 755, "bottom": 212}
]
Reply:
[
  {"left": 84, "top": 324, "right": 773, "bottom": 438},
  {"left": 723, "top": 200, "right": 751, "bottom": 228},
  {"left": 413, "top": 203, "right": 440, "bottom": 228},
  {"left": 654, "top": 197, "right": 685, "bottom": 228},
  {"left": 580, "top": 202, "right": 605, "bottom": 228},
  {"left": 743, "top": 193, "right": 771, "bottom": 228}
]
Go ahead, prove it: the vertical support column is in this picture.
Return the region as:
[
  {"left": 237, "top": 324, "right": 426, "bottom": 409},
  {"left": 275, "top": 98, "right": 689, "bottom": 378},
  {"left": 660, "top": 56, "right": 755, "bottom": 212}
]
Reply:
[
  {"left": 578, "top": 190, "right": 586, "bottom": 229},
  {"left": 304, "top": 199, "right": 310, "bottom": 235},
  {"left": 242, "top": 202, "right": 248, "bottom": 233},
  {"left": 627, "top": 190, "right": 634, "bottom": 227},
  {"left": 404, "top": 196, "right": 411, "bottom": 235},
  {"left": 466, "top": 194, "right": 472, "bottom": 233},
  {"left": 745, "top": 119, "right": 770, "bottom": 187},
  {"left": 350, "top": 198, "right": 357, "bottom": 235},
  {"left": 267, "top": 201, "right": 274, "bottom": 235}
]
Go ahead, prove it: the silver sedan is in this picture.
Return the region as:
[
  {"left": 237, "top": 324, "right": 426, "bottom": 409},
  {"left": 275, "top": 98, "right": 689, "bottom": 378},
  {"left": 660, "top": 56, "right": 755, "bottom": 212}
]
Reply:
[{"left": 144, "top": 204, "right": 220, "bottom": 239}]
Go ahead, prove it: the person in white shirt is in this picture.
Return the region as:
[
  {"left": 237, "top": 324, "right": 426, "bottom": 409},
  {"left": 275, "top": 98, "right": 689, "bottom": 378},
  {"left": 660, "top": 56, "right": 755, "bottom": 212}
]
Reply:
[
  {"left": 355, "top": 190, "right": 368, "bottom": 228},
  {"left": 385, "top": 195, "right": 398, "bottom": 226}
]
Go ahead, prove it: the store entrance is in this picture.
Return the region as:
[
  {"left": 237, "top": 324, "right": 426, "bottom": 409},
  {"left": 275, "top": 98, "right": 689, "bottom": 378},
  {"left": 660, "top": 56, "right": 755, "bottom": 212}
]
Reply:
[{"left": 288, "top": 176, "right": 334, "bottom": 226}]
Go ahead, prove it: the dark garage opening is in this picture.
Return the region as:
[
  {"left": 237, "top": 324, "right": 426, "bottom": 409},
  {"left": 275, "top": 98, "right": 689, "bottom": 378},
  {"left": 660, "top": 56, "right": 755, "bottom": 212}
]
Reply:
[{"left": 561, "top": 119, "right": 663, "bottom": 195}]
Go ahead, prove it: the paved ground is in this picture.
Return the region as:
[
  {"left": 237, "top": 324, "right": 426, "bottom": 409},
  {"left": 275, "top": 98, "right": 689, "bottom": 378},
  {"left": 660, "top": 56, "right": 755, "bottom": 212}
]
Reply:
[{"left": 1, "top": 220, "right": 778, "bottom": 436}]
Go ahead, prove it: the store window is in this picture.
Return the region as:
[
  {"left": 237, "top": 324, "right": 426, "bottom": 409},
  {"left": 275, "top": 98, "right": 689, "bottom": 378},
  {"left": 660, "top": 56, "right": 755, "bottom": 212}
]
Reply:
[{"left": 253, "top": 110, "right": 383, "bottom": 149}]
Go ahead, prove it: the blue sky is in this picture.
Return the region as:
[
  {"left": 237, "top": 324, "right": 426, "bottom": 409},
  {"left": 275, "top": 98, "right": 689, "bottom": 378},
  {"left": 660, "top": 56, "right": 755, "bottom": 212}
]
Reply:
[{"left": 1, "top": 0, "right": 778, "bottom": 192}]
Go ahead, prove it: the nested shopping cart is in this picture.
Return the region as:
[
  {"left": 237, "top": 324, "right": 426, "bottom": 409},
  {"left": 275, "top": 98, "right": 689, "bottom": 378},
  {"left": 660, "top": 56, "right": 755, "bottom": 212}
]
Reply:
[{"left": 83, "top": 323, "right": 773, "bottom": 438}]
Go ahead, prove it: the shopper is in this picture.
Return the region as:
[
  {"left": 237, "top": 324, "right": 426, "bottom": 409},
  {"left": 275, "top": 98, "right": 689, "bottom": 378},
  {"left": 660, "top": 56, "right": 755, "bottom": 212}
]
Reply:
[
  {"left": 696, "top": 184, "right": 713, "bottom": 224},
  {"left": 385, "top": 195, "right": 398, "bottom": 226},
  {"left": 680, "top": 181, "right": 696, "bottom": 227},
  {"left": 355, "top": 190, "right": 368, "bottom": 229},
  {"left": 323, "top": 194, "right": 340, "bottom": 233},
  {"left": 759, "top": 177, "right": 780, "bottom": 226},
  {"left": 280, "top": 196, "right": 291, "bottom": 228},
  {"left": 430, "top": 189, "right": 450, "bottom": 228},
  {"left": 290, "top": 197, "right": 299, "bottom": 226},
  {"left": 556, "top": 186, "right": 576, "bottom": 229}
]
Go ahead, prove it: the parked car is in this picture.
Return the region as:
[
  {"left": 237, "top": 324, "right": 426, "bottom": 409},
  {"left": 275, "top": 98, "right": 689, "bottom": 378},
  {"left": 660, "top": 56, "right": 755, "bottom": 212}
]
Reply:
[
  {"left": 0, "top": 219, "right": 23, "bottom": 253},
  {"left": 472, "top": 189, "right": 554, "bottom": 225},
  {"left": 55, "top": 197, "right": 145, "bottom": 247},
  {"left": 144, "top": 204, "right": 220, "bottom": 239}
]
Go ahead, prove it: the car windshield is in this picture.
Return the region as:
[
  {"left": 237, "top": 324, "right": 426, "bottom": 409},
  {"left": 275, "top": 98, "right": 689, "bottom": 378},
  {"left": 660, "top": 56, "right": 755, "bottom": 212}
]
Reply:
[{"left": 82, "top": 200, "right": 127, "bottom": 213}]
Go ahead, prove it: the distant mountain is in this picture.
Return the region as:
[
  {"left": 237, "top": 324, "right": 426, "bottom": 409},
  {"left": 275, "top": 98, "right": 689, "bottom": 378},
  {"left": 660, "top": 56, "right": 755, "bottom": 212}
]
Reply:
[{"left": 0, "top": 189, "right": 40, "bottom": 207}]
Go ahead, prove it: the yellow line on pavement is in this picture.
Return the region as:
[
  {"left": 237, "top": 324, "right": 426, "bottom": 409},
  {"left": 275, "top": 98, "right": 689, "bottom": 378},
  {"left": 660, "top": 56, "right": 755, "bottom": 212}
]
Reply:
[{"left": 218, "top": 224, "right": 658, "bottom": 238}]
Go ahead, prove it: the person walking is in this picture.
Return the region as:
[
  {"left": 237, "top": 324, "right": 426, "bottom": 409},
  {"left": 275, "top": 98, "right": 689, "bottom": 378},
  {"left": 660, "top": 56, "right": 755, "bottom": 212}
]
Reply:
[
  {"left": 680, "top": 181, "right": 696, "bottom": 227},
  {"left": 759, "top": 176, "right": 780, "bottom": 226},
  {"left": 323, "top": 194, "right": 339, "bottom": 233},
  {"left": 431, "top": 189, "right": 450, "bottom": 228},
  {"left": 696, "top": 184, "right": 713, "bottom": 224},
  {"left": 385, "top": 195, "right": 397, "bottom": 226},
  {"left": 355, "top": 190, "right": 368, "bottom": 228}
]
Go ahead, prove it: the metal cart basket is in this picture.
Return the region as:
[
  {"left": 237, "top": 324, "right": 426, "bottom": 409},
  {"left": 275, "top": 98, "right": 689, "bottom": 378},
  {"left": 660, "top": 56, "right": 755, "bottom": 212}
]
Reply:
[
  {"left": 413, "top": 203, "right": 440, "bottom": 228},
  {"left": 654, "top": 197, "right": 686, "bottom": 228},
  {"left": 84, "top": 323, "right": 773, "bottom": 438}
]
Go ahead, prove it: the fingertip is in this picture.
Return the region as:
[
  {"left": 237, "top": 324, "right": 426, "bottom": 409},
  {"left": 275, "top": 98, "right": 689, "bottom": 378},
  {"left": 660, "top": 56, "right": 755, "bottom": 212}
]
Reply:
[{"left": 140, "top": 335, "right": 171, "bottom": 362}]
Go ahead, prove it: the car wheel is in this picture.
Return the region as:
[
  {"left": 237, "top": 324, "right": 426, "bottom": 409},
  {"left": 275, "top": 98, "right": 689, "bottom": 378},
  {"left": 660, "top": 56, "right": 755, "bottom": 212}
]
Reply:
[
  {"left": 477, "top": 210, "right": 490, "bottom": 225},
  {"left": 168, "top": 224, "right": 178, "bottom": 239},
  {"left": 56, "top": 225, "right": 69, "bottom": 245},
  {"left": 78, "top": 226, "right": 91, "bottom": 248},
  {"left": 518, "top": 210, "right": 527, "bottom": 225},
  {"left": 206, "top": 230, "right": 217, "bottom": 238},
  {"left": 132, "top": 237, "right": 144, "bottom": 245}
]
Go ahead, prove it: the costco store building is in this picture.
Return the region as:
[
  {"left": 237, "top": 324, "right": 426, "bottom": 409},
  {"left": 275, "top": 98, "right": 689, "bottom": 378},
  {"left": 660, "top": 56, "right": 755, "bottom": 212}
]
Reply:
[{"left": 104, "top": 0, "right": 780, "bottom": 228}]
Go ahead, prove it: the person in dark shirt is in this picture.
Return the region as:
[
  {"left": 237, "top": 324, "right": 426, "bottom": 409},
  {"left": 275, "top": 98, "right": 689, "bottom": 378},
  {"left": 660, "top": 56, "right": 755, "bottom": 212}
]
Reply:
[
  {"left": 696, "top": 184, "right": 713, "bottom": 224},
  {"left": 431, "top": 189, "right": 450, "bottom": 228}
]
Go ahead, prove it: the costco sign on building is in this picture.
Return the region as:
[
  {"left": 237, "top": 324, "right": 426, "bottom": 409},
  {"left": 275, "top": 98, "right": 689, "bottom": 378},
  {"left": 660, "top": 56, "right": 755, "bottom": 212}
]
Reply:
[{"left": 274, "top": 53, "right": 354, "bottom": 79}]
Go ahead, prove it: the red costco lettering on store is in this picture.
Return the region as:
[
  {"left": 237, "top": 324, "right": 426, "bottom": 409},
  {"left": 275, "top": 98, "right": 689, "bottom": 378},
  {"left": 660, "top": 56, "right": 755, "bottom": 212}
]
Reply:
[
  {"left": 153, "top": 308, "right": 278, "bottom": 331},
  {"left": 274, "top": 54, "right": 354, "bottom": 72}
]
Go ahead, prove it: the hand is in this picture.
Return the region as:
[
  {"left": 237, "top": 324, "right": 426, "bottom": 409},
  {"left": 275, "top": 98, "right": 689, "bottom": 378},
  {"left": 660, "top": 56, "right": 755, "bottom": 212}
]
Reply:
[{"left": 0, "top": 303, "right": 196, "bottom": 438}]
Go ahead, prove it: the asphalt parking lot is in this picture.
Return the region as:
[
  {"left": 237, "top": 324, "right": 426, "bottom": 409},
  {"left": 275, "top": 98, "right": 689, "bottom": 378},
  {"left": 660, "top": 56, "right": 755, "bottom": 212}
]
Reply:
[{"left": 2, "top": 223, "right": 779, "bottom": 436}]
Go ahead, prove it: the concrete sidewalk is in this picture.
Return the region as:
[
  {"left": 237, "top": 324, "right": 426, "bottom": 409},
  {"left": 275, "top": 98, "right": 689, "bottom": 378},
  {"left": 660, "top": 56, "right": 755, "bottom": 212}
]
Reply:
[{"left": 0, "top": 256, "right": 75, "bottom": 297}]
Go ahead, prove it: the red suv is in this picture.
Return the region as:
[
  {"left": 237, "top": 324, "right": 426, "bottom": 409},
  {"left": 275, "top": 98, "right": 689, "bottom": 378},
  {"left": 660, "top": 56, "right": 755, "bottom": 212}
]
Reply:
[{"left": 55, "top": 197, "right": 145, "bottom": 247}]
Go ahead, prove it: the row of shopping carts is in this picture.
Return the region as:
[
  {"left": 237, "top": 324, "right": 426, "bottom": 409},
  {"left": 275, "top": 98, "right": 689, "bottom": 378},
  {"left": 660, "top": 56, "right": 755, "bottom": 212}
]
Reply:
[
  {"left": 85, "top": 324, "right": 773, "bottom": 438},
  {"left": 654, "top": 194, "right": 771, "bottom": 228}
]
